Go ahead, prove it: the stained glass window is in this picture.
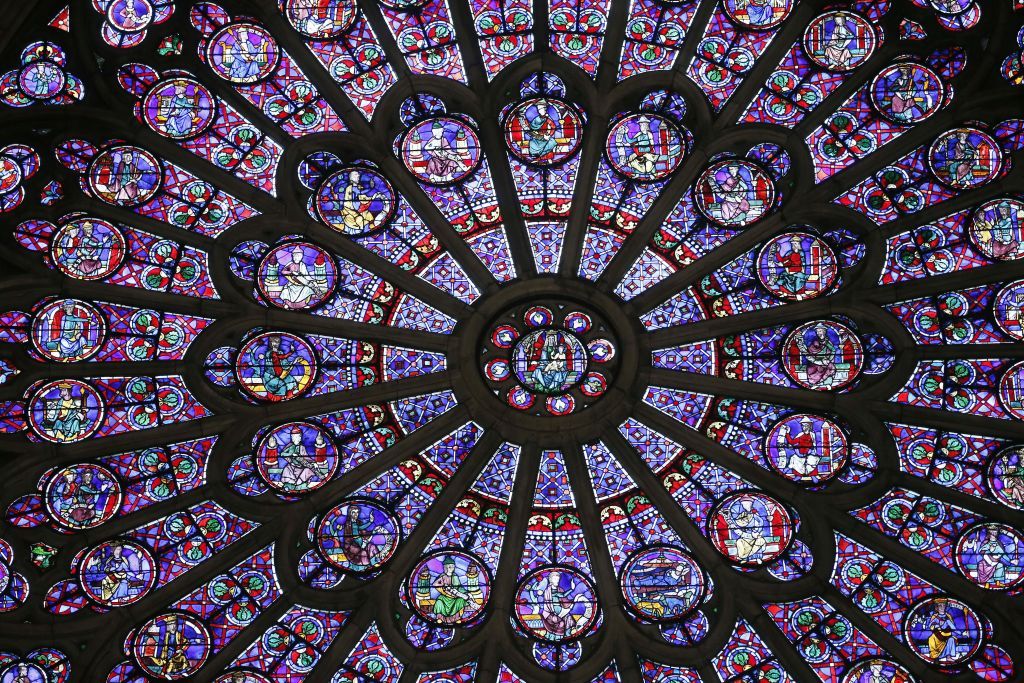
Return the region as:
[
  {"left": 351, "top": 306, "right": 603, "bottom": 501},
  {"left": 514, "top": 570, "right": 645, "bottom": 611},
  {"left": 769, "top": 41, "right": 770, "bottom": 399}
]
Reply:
[{"left": 0, "top": 1, "right": 1022, "bottom": 681}]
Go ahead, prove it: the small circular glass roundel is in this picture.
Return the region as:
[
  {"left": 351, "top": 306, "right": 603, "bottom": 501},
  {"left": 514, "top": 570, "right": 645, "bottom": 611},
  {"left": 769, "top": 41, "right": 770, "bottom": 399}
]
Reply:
[
  {"left": 317, "top": 499, "right": 401, "bottom": 574},
  {"left": 513, "top": 565, "right": 599, "bottom": 642},
  {"left": 512, "top": 329, "right": 589, "bottom": 394},
  {"left": 620, "top": 545, "right": 705, "bottom": 622},
  {"left": 107, "top": 1, "right": 154, "bottom": 33},
  {"left": 406, "top": 549, "right": 491, "bottom": 626}
]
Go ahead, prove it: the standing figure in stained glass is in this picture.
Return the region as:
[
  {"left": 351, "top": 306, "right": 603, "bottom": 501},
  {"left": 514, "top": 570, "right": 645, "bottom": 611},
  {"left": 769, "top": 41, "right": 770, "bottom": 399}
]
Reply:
[
  {"left": 100, "top": 149, "right": 147, "bottom": 204},
  {"left": 524, "top": 102, "right": 559, "bottom": 161},
  {"left": 266, "top": 246, "right": 331, "bottom": 309}
]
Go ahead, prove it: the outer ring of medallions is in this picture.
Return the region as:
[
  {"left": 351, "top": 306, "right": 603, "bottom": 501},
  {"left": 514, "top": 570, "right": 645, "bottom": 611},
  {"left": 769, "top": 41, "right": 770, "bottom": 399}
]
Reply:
[{"left": 450, "top": 278, "right": 644, "bottom": 442}]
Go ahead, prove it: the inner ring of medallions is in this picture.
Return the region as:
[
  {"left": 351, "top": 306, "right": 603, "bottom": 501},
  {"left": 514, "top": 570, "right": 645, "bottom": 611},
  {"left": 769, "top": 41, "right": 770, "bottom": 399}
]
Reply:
[{"left": 452, "top": 279, "right": 643, "bottom": 439}]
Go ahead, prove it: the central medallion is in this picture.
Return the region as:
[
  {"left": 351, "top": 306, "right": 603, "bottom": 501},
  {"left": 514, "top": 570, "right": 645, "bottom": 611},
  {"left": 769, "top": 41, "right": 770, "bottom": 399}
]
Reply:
[
  {"left": 512, "top": 328, "right": 589, "bottom": 394},
  {"left": 477, "top": 297, "right": 620, "bottom": 417}
]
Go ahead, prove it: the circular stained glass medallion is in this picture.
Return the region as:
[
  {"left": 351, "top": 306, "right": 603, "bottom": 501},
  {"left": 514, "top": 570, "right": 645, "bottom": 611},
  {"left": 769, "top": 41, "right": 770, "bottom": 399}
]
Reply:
[
  {"left": 30, "top": 298, "right": 106, "bottom": 362},
  {"left": 131, "top": 612, "right": 211, "bottom": 679},
  {"left": 234, "top": 332, "right": 317, "bottom": 402},
  {"left": 142, "top": 77, "right": 217, "bottom": 140},
  {"left": 694, "top": 159, "right": 775, "bottom": 227},
  {"left": 756, "top": 232, "right": 839, "bottom": 301},
  {"left": 606, "top": 112, "right": 685, "bottom": 181},
  {"left": 781, "top": 320, "right": 865, "bottom": 391},
  {"left": 620, "top": 545, "right": 705, "bottom": 622},
  {"left": 406, "top": 549, "right": 491, "bottom": 626},
  {"left": 315, "top": 167, "right": 397, "bottom": 236},
  {"left": 317, "top": 499, "right": 401, "bottom": 574},
  {"left": 870, "top": 63, "right": 944, "bottom": 125},
  {"left": 504, "top": 97, "right": 583, "bottom": 166},
  {"left": 803, "top": 11, "right": 876, "bottom": 72},
  {"left": 207, "top": 23, "right": 281, "bottom": 85},
  {"left": 401, "top": 116, "right": 482, "bottom": 184},
  {"left": 514, "top": 566, "right": 599, "bottom": 642},
  {"left": 928, "top": 127, "right": 1002, "bottom": 189},
  {"left": 256, "top": 241, "right": 338, "bottom": 310},
  {"left": 708, "top": 492, "right": 794, "bottom": 567}
]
